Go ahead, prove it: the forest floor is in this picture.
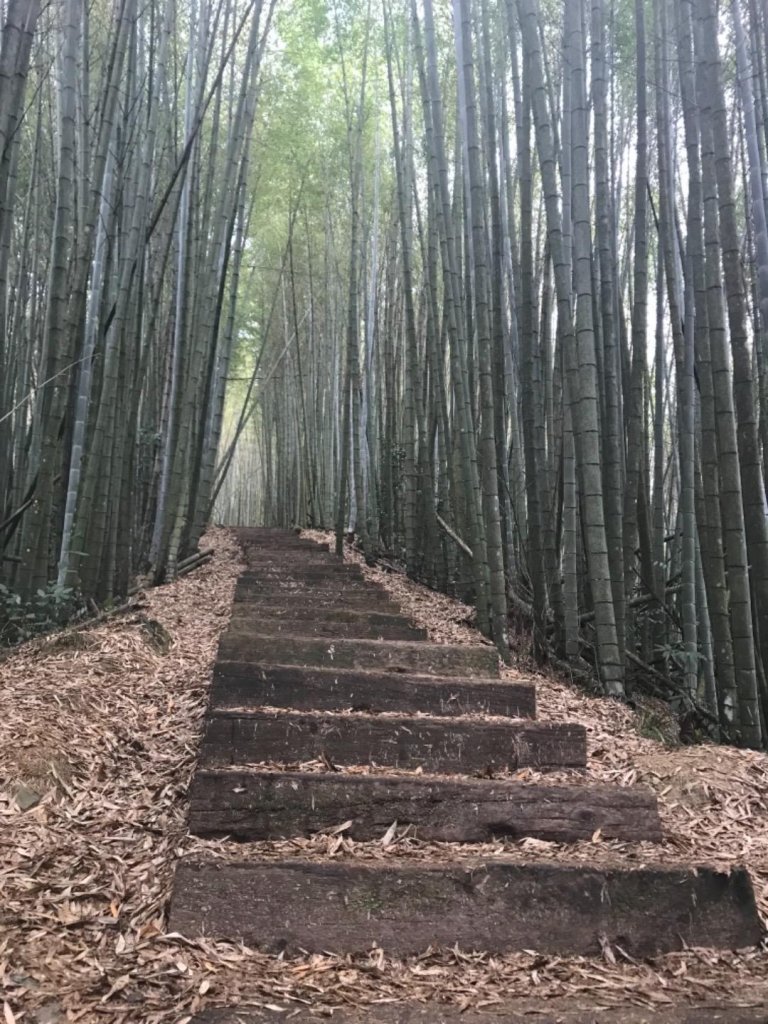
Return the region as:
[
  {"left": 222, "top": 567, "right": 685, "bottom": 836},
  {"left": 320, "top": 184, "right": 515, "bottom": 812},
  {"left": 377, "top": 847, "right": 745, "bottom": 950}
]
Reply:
[{"left": 2, "top": 528, "right": 767, "bottom": 1024}]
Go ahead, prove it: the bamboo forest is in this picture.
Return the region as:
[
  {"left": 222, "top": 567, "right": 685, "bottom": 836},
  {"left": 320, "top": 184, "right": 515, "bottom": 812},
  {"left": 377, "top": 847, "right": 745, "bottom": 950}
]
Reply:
[{"left": 3, "top": 0, "right": 768, "bottom": 751}]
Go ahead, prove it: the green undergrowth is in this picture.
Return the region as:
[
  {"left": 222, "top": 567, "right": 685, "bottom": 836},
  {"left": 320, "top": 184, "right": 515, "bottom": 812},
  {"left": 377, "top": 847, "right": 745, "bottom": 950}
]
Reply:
[{"left": 0, "top": 582, "right": 84, "bottom": 647}]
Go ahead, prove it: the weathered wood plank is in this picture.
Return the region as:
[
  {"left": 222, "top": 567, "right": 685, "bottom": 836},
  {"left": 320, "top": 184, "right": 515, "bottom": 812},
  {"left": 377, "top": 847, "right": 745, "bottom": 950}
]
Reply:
[
  {"left": 234, "top": 530, "right": 330, "bottom": 553},
  {"left": 214, "top": 635, "right": 499, "bottom": 677},
  {"left": 233, "top": 527, "right": 302, "bottom": 535},
  {"left": 237, "top": 532, "right": 328, "bottom": 546},
  {"left": 240, "top": 562, "right": 351, "bottom": 574},
  {"left": 233, "top": 586, "right": 389, "bottom": 606},
  {"left": 198, "top": 710, "right": 585, "bottom": 771},
  {"left": 169, "top": 858, "right": 763, "bottom": 955},
  {"left": 234, "top": 579, "right": 385, "bottom": 599},
  {"left": 225, "top": 619, "right": 427, "bottom": 641},
  {"left": 229, "top": 607, "right": 414, "bottom": 626},
  {"left": 240, "top": 551, "right": 332, "bottom": 562},
  {"left": 241, "top": 541, "right": 330, "bottom": 552},
  {"left": 239, "top": 550, "right": 337, "bottom": 561},
  {"left": 209, "top": 663, "right": 536, "bottom": 717},
  {"left": 232, "top": 591, "right": 402, "bottom": 612},
  {"left": 238, "top": 565, "right": 365, "bottom": 580},
  {"left": 188, "top": 770, "right": 661, "bottom": 842},
  {"left": 193, "top": 1000, "right": 768, "bottom": 1024}
]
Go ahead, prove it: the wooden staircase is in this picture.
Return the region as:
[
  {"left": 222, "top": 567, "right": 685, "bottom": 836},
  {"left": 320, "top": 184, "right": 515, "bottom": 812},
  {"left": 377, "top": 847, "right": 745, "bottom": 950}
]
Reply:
[{"left": 169, "top": 528, "right": 764, "bottom": 1021}]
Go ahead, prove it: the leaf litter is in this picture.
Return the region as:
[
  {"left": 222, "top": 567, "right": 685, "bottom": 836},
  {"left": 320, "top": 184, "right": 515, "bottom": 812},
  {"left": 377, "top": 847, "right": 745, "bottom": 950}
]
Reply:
[{"left": 0, "top": 527, "right": 765, "bottom": 1021}]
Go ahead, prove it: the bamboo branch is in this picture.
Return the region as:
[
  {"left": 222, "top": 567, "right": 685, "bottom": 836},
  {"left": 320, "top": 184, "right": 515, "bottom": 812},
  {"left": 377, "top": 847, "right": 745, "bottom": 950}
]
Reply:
[{"left": 436, "top": 513, "right": 473, "bottom": 559}]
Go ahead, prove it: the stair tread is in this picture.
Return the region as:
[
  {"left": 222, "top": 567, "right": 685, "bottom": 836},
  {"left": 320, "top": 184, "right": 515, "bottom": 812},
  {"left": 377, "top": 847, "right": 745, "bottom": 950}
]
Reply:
[
  {"left": 240, "top": 574, "right": 368, "bottom": 585},
  {"left": 199, "top": 708, "right": 586, "bottom": 771},
  {"left": 191, "top": 1000, "right": 768, "bottom": 1024},
  {"left": 209, "top": 662, "right": 536, "bottom": 717},
  {"left": 188, "top": 768, "right": 661, "bottom": 843},
  {"left": 228, "top": 608, "right": 416, "bottom": 625},
  {"left": 236, "top": 587, "right": 382, "bottom": 599},
  {"left": 224, "top": 620, "right": 427, "bottom": 640},
  {"left": 238, "top": 566, "right": 365, "bottom": 578},
  {"left": 232, "top": 595, "right": 403, "bottom": 612},
  {"left": 168, "top": 856, "right": 763, "bottom": 955},
  {"left": 215, "top": 635, "right": 500, "bottom": 678}
]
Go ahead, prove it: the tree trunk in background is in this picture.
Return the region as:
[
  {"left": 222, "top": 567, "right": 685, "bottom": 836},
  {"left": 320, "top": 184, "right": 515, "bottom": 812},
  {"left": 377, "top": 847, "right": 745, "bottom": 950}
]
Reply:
[
  {"left": 455, "top": 0, "right": 508, "bottom": 658},
  {"left": 566, "top": 0, "right": 623, "bottom": 696},
  {"left": 19, "top": 0, "right": 80, "bottom": 598},
  {"left": 698, "top": 0, "right": 766, "bottom": 742},
  {"left": 0, "top": 0, "right": 42, "bottom": 505},
  {"left": 622, "top": 0, "right": 648, "bottom": 660},
  {"left": 591, "top": 0, "right": 625, "bottom": 668}
]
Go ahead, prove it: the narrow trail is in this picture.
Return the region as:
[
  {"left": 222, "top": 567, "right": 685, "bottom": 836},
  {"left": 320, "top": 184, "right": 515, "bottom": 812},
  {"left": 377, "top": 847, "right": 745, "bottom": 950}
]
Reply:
[
  {"left": 2, "top": 528, "right": 767, "bottom": 1023},
  {"left": 169, "top": 529, "right": 766, "bottom": 1022}
]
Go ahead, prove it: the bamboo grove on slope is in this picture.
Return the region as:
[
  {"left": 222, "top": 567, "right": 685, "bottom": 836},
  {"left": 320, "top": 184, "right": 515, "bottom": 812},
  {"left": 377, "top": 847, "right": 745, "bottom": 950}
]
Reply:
[
  {"left": 215, "top": 0, "right": 768, "bottom": 749},
  {"left": 0, "top": 0, "right": 272, "bottom": 613}
]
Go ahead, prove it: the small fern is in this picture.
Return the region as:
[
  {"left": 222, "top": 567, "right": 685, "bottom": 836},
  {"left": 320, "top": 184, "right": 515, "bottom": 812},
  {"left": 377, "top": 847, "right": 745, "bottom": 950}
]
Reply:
[{"left": 0, "top": 583, "right": 82, "bottom": 646}]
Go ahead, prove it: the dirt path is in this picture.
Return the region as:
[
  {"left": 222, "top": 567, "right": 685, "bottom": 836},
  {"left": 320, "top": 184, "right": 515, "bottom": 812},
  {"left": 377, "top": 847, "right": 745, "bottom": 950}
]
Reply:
[{"left": 2, "top": 529, "right": 767, "bottom": 1023}]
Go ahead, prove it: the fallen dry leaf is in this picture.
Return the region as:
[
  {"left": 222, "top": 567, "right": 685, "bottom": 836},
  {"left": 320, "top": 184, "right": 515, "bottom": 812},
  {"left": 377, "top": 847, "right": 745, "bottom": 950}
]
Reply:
[{"left": 381, "top": 820, "right": 398, "bottom": 847}]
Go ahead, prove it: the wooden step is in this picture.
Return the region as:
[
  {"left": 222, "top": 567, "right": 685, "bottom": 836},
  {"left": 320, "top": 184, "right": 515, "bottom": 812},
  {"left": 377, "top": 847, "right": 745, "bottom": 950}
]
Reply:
[
  {"left": 199, "top": 710, "right": 586, "bottom": 771},
  {"left": 230, "top": 607, "right": 414, "bottom": 627},
  {"left": 240, "top": 569, "right": 360, "bottom": 585},
  {"left": 168, "top": 857, "right": 763, "bottom": 955},
  {"left": 215, "top": 635, "right": 499, "bottom": 677},
  {"left": 209, "top": 661, "right": 533, "bottom": 715},
  {"left": 235, "top": 578, "right": 385, "bottom": 597},
  {"left": 233, "top": 526, "right": 302, "bottom": 533},
  {"left": 240, "top": 551, "right": 332, "bottom": 561},
  {"left": 234, "top": 526, "right": 311, "bottom": 536},
  {"left": 192, "top": 1001, "right": 768, "bottom": 1024},
  {"left": 188, "top": 769, "right": 661, "bottom": 842},
  {"left": 239, "top": 565, "right": 365, "bottom": 581},
  {"left": 225, "top": 618, "right": 427, "bottom": 641},
  {"left": 233, "top": 584, "right": 389, "bottom": 604},
  {"left": 239, "top": 549, "right": 336, "bottom": 560},
  {"left": 236, "top": 531, "right": 327, "bottom": 545},
  {"left": 242, "top": 569, "right": 365, "bottom": 583},
  {"left": 241, "top": 541, "right": 330, "bottom": 553},
  {"left": 232, "top": 591, "right": 402, "bottom": 612},
  {"left": 236, "top": 535, "right": 330, "bottom": 553},
  {"left": 209, "top": 663, "right": 536, "bottom": 717}
]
